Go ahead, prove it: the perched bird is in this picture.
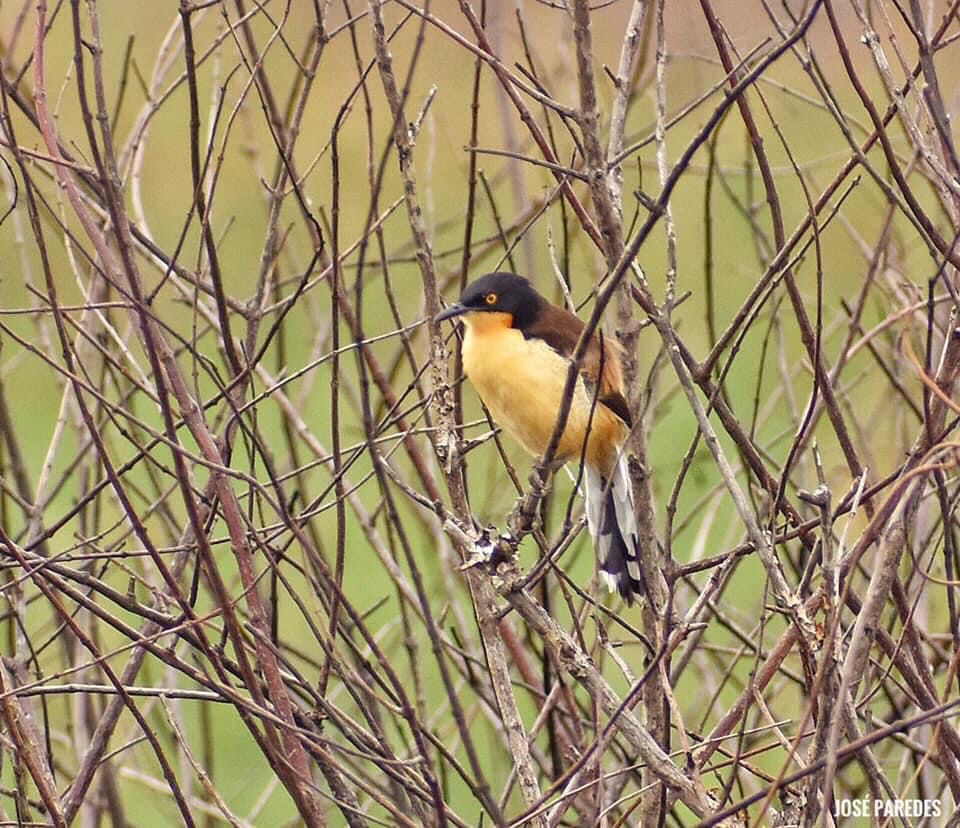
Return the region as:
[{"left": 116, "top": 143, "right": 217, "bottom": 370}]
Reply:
[{"left": 436, "top": 272, "right": 642, "bottom": 602}]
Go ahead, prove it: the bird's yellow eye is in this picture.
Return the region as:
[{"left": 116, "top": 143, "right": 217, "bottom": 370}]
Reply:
[{"left": 485, "top": 292, "right": 498, "bottom": 305}]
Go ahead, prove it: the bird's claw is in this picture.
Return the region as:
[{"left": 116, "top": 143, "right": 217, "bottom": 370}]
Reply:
[
  {"left": 458, "top": 526, "right": 516, "bottom": 571},
  {"left": 458, "top": 533, "right": 497, "bottom": 571}
]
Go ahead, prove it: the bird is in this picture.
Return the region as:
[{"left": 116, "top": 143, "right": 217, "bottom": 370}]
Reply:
[{"left": 436, "top": 272, "right": 643, "bottom": 602}]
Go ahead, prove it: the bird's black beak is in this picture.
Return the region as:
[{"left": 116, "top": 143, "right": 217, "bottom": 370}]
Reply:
[{"left": 435, "top": 303, "right": 468, "bottom": 323}]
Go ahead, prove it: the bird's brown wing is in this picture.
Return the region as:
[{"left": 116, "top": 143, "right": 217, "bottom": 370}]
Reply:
[{"left": 525, "top": 303, "right": 633, "bottom": 428}]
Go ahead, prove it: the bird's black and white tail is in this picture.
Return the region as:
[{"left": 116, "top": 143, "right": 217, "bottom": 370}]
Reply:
[{"left": 585, "top": 455, "right": 643, "bottom": 603}]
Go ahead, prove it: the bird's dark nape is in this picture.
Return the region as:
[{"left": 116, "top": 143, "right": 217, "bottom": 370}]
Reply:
[{"left": 454, "top": 272, "right": 545, "bottom": 329}]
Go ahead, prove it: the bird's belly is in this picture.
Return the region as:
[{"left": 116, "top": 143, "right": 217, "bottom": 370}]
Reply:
[{"left": 462, "top": 326, "right": 622, "bottom": 472}]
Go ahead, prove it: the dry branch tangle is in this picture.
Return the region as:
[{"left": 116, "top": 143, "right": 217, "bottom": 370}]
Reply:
[{"left": 0, "top": 0, "right": 959, "bottom": 825}]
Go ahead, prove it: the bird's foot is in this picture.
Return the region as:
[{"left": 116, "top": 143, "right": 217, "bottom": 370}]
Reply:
[
  {"left": 457, "top": 529, "right": 498, "bottom": 571},
  {"left": 458, "top": 525, "right": 516, "bottom": 572}
]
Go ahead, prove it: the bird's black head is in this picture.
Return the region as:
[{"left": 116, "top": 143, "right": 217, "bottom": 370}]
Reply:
[{"left": 435, "top": 272, "right": 544, "bottom": 330}]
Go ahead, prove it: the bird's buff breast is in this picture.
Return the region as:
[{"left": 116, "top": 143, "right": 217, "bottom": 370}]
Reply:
[{"left": 461, "top": 314, "right": 622, "bottom": 472}]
